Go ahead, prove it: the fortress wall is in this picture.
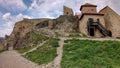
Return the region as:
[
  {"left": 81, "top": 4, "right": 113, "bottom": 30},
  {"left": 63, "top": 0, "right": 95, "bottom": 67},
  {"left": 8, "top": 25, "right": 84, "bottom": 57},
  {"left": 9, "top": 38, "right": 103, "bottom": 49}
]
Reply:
[
  {"left": 79, "top": 15, "right": 105, "bottom": 37},
  {"left": 100, "top": 6, "right": 120, "bottom": 37}
]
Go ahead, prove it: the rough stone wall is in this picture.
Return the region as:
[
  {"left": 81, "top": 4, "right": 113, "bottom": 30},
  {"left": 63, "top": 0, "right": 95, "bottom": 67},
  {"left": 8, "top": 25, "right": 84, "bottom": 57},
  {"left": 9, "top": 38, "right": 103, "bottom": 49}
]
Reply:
[
  {"left": 63, "top": 6, "right": 74, "bottom": 15},
  {"left": 79, "top": 15, "right": 105, "bottom": 37},
  {"left": 99, "top": 6, "right": 120, "bottom": 37}
]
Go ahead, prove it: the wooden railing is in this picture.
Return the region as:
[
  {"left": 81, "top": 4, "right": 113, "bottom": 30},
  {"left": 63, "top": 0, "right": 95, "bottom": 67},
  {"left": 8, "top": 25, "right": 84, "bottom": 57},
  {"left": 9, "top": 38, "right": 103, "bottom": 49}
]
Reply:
[{"left": 87, "top": 19, "right": 111, "bottom": 36}]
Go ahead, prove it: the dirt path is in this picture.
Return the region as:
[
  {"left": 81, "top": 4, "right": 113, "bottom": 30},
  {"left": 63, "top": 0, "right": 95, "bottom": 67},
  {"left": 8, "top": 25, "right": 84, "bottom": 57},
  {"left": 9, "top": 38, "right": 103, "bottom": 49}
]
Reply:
[
  {"left": 40, "top": 38, "right": 64, "bottom": 68},
  {"left": 0, "top": 50, "right": 40, "bottom": 68},
  {"left": 53, "top": 38, "right": 64, "bottom": 68},
  {"left": 1, "top": 37, "right": 120, "bottom": 68},
  {"left": 22, "top": 40, "right": 48, "bottom": 55},
  {"left": 60, "top": 37, "right": 120, "bottom": 41}
]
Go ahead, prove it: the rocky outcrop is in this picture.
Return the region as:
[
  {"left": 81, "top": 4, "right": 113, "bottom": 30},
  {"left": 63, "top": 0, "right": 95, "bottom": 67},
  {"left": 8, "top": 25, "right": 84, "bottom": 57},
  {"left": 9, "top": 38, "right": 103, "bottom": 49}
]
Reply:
[
  {"left": 35, "top": 15, "right": 79, "bottom": 37},
  {"left": 4, "top": 15, "right": 79, "bottom": 49}
]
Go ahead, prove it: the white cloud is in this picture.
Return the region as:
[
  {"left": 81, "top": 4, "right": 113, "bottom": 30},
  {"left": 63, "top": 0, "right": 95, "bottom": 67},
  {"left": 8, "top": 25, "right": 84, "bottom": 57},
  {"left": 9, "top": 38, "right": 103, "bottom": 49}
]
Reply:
[
  {"left": 107, "top": 0, "right": 120, "bottom": 15},
  {"left": 0, "top": 0, "right": 27, "bottom": 12},
  {"left": 29, "top": 0, "right": 65, "bottom": 18},
  {"left": 0, "top": 12, "right": 32, "bottom": 37},
  {"left": 28, "top": 0, "right": 120, "bottom": 18}
]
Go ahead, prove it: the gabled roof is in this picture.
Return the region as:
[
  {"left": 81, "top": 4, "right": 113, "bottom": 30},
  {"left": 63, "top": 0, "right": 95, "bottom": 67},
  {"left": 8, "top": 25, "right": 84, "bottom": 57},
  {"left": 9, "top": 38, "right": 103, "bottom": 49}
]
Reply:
[
  {"left": 99, "top": 6, "right": 110, "bottom": 13},
  {"left": 99, "top": 6, "right": 120, "bottom": 16},
  {"left": 79, "top": 13, "right": 104, "bottom": 20},
  {"left": 83, "top": 3, "right": 97, "bottom": 6},
  {"left": 99, "top": 6, "right": 117, "bottom": 14},
  {"left": 80, "top": 3, "right": 97, "bottom": 10}
]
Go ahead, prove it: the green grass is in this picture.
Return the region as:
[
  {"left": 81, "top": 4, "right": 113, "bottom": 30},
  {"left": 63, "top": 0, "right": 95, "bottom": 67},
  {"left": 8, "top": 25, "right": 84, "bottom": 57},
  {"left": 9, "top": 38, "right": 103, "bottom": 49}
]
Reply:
[
  {"left": 69, "top": 33, "right": 87, "bottom": 38},
  {"left": 0, "top": 48, "right": 4, "bottom": 53},
  {"left": 69, "top": 33, "right": 81, "bottom": 37},
  {"left": 17, "top": 46, "right": 35, "bottom": 54},
  {"left": 17, "top": 32, "right": 48, "bottom": 54},
  {"left": 61, "top": 39, "right": 120, "bottom": 68},
  {"left": 24, "top": 38, "right": 59, "bottom": 65},
  {"left": 31, "top": 31, "right": 48, "bottom": 44}
]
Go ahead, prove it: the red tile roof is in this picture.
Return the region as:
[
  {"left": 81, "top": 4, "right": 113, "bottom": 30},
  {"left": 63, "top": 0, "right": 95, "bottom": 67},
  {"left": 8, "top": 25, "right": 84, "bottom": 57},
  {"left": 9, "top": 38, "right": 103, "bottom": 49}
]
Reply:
[
  {"left": 80, "top": 3, "right": 97, "bottom": 10},
  {"left": 79, "top": 13, "right": 104, "bottom": 20},
  {"left": 83, "top": 3, "right": 97, "bottom": 6}
]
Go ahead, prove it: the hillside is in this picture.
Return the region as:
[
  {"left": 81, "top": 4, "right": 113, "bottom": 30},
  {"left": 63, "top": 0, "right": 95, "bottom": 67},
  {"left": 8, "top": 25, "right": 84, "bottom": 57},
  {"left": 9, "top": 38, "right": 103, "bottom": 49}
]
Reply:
[
  {"left": 4, "top": 15, "right": 78, "bottom": 49},
  {"left": 16, "top": 38, "right": 120, "bottom": 68}
]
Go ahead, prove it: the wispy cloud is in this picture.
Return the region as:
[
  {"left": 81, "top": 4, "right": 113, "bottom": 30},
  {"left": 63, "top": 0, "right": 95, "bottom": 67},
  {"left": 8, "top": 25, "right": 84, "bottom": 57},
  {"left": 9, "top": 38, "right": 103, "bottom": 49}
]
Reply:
[
  {"left": 0, "top": 13, "right": 32, "bottom": 37},
  {"left": 0, "top": 0, "right": 27, "bottom": 12},
  {"left": 28, "top": 0, "right": 65, "bottom": 18},
  {"left": 28, "top": 0, "right": 120, "bottom": 17}
]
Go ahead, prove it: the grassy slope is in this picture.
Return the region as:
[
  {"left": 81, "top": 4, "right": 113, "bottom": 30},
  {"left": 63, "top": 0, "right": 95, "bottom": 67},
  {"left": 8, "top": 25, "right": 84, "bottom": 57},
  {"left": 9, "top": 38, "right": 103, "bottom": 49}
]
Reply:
[
  {"left": 17, "top": 32, "right": 48, "bottom": 54},
  {"left": 24, "top": 38, "right": 59, "bottom": 65},
  {"left": 61, "top": 39, "right": 120, "bottom": 68}
]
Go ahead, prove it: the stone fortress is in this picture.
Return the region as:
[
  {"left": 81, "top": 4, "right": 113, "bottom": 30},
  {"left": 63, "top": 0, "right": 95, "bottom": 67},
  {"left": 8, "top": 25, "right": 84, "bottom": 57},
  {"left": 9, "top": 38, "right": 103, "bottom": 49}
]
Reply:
[
  {"left": 64, "top": 3, "right": 120, "bottom": 38},
  {"left": 3, "top": 3, "right": 120, "bottom": 49}
]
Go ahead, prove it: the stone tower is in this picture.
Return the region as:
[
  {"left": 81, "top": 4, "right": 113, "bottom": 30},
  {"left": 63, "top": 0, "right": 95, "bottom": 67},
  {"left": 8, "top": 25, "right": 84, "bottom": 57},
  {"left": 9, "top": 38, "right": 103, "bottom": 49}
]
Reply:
[
  {"left": 79, "top": 3, "right": 111, "bottom": 37},
  {"left": 80, "top": 3, "right": 97, "bottom": 13},
  {"left": 63, "top": 6, "right": 74, "bottom": 15}
]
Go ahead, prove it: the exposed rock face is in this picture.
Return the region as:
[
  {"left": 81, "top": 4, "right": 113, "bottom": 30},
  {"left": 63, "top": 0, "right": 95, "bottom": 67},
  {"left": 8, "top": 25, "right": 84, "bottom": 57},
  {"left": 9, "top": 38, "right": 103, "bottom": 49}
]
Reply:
[
  {"left": 4, "top": 15, "right": 79, "bottom": 49},
  {"left": 35, "top": 15, "right": 79, "bottom": 37}
]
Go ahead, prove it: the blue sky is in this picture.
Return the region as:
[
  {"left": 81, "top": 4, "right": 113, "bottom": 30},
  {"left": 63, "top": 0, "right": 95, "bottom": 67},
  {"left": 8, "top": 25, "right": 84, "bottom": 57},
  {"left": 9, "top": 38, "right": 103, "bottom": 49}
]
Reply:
[{"left": 0, "top": 0, "right": 120, "bottom": 37}]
